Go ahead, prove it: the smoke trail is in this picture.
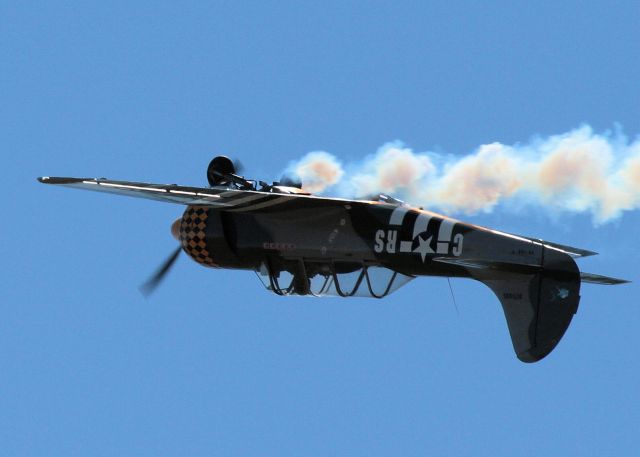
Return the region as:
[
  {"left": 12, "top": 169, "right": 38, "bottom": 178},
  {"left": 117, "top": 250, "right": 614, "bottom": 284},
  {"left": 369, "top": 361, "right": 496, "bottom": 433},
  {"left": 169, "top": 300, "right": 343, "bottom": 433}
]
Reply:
[
  {"left": 285, "top": 126, "right": 640, "bottom": 223},
  {"left": 285, "top": 151, "right": 343, "bottom": 193}
]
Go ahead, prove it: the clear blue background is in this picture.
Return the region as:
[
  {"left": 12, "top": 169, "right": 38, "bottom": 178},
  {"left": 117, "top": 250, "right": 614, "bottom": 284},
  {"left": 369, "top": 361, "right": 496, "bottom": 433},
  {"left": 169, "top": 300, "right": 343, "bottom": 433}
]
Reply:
[{"left": 3, "top": 1, "right": 639, "bottom": 455}]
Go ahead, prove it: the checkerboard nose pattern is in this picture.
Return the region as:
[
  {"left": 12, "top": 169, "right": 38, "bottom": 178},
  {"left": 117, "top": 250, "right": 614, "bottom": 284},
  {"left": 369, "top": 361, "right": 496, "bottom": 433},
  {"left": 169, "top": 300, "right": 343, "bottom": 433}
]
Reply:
[{"left": 179, "top": 206, "right": 217, "bottom": 267}]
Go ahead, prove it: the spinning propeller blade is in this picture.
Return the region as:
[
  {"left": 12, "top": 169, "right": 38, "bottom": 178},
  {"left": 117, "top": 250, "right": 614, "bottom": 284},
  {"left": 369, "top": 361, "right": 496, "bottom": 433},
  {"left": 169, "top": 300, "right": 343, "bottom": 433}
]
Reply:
[
  {"left": 140, "top": 246, "right": 182, "bottom": 296},
  {"left": 233, "top": 158, "right": 244, "bottom": 175}
]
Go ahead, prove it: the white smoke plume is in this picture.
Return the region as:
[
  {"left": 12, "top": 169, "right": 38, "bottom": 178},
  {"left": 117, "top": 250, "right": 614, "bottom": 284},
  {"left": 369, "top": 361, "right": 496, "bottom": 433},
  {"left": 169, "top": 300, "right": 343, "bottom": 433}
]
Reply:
[
  {"left": 285, "top": 126, "right": 640, "bottom": 223},
  {"left": 285, "top": 151, "right": 344, "bottom": 193}
]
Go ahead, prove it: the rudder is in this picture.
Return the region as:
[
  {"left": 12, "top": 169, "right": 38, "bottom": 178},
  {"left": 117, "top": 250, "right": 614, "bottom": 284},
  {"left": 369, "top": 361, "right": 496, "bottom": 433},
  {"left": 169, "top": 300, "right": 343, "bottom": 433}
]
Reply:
[{"left": 477, "top": 247, "right": 581, "bottom": 362}]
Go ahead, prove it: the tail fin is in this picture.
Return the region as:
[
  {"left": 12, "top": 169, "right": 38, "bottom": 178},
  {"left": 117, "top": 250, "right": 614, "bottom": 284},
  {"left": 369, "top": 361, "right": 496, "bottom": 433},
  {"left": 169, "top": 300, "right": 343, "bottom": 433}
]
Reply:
[{"left": 476, "top": 247, "right": 581, "bottom": 362}]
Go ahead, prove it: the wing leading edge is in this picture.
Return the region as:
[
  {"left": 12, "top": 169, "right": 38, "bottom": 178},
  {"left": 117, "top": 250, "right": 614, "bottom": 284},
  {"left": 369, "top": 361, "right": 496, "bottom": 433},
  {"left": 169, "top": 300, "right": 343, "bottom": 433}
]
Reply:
[{"left": 37, "top": 176, "right": 297, "bottom": 209}]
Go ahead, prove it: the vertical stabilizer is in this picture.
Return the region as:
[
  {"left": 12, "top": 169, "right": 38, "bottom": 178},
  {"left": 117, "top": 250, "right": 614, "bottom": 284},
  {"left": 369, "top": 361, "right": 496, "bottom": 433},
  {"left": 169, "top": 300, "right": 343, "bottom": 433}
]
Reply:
[{"left": 475, "top": 247, "right": 581, "bottom": 362}]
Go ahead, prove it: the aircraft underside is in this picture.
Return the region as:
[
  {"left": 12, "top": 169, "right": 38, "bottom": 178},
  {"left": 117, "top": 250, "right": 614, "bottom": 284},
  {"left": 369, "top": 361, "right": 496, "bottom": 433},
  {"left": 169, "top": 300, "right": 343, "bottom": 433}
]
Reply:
[{"left": 37, "top": 155, "right": 629, "bottom": 362}]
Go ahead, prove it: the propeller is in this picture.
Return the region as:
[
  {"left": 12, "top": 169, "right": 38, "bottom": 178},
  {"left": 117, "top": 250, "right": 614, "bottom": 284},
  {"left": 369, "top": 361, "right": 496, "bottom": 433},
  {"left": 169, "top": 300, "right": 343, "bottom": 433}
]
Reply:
[
  {"left": 140, "top": 246, "right": 182, "bottom": 297},
  {"left": 233, "top": 158, "right": 244, "bottom": 175},
  {"left": 140, "top": 218, "right": 183, "bottom": 297},
  {"left": 207, "top": 156, "right": 249, "bottom": 187}
]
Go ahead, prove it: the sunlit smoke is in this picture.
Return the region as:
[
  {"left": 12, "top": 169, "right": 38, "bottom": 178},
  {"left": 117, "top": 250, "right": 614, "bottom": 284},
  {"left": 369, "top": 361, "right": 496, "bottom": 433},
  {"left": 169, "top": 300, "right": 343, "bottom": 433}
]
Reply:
[
  {"left": 286, "top": 151, "right": 344, "bottom": 193},
  {"left": 285, "top": 126, "right": 640, "bottom": 223}
]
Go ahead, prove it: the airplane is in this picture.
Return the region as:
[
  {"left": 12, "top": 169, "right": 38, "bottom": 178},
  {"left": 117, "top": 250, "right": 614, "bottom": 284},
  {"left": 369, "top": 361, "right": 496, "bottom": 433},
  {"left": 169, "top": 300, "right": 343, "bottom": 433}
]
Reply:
[{"left": 38, "top": 155, "right": 629, "bottom": 363}]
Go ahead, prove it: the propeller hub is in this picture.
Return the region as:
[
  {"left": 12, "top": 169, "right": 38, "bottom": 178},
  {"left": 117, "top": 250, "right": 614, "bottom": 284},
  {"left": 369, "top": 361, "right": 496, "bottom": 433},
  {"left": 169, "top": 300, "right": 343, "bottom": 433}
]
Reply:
[{"left": 171, "top": 218, "right": 181, "bottom": 241}]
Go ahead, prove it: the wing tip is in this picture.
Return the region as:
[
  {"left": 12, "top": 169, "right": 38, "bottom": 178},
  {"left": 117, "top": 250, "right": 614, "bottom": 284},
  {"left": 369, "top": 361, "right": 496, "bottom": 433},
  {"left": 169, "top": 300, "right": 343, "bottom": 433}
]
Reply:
[{"left": 37, "top": 176, "right": 89, "bottom": 185}]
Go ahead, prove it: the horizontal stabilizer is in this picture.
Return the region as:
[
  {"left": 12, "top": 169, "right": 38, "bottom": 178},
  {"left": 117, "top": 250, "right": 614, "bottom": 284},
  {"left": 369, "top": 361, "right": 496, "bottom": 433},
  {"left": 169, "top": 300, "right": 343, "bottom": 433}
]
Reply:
[
  {"left": 580, "top": 272, "right": 630, "bottom": 285},
  {"left": 433, "top": 257, "right": 541, "bottom": 274},
  {"left": 524, "top": 238, "right": 598, "bottom": 258}
]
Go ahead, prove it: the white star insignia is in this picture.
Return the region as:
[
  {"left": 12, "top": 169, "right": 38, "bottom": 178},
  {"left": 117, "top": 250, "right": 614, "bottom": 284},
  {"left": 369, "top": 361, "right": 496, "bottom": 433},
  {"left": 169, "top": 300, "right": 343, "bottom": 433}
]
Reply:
[{"left": 413, "top": 235, "right": 434, "bottom": 262}]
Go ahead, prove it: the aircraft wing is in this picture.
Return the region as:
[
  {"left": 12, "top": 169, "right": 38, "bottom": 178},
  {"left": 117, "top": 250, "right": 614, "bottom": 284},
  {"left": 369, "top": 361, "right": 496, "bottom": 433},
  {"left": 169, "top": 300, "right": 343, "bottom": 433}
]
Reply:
[{"left": 37, "top": 176, "right": 308, "bottom": 210}]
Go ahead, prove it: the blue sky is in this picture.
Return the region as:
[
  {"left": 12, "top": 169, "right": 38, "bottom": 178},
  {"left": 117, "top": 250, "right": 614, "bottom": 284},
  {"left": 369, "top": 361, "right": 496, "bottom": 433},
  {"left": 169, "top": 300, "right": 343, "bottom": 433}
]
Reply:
[{"left": 3, "top": 1, "right": 639, "bottom": 455}]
